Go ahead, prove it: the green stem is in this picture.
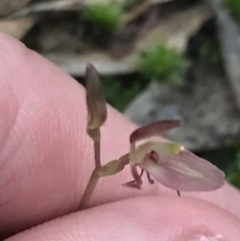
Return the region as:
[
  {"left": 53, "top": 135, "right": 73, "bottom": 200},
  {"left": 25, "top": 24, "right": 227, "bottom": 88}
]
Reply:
[
  {"left": 79, "top": 135, "right": 102, "bottom": 210},
  {"left": 94, "top": 139, "right": 101, "bottom": 168},
  {"left": 79, "top": 168, "right": 100, "bottom": 210}
]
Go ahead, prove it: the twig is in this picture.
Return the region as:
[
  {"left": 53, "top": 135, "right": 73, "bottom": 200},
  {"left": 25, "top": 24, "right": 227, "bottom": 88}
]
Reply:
[{"left": 78, "top": 130, "right": 102, "bottom": 210}]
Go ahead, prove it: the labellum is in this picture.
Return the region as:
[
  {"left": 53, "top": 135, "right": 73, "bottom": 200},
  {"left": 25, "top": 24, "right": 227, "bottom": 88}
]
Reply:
[{"left": 124, "top": 120, "right": 225, "bottom": 193}]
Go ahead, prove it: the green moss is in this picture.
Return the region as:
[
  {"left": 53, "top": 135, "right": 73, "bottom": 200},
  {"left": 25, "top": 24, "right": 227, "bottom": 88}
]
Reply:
[
  {"left": 82, "top": 3, "right": 123, "bottom": 33},
  {"left": 139, "top": 43, "right": 189, "bottom": 84},
  {"left": 224, "top": 0, "right": 240, "bottom": 22}
]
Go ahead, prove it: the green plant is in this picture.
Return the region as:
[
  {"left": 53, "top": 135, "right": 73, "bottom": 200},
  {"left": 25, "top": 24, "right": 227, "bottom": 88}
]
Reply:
[
  {"left": 224, "top": 0, "right": 240, "bottom": 22},
  {"left": 139, "top": 43, "right": 189, "bottom": 84},
  {"left": 82, "top": 3, "right": 123, "bottom": 33}
]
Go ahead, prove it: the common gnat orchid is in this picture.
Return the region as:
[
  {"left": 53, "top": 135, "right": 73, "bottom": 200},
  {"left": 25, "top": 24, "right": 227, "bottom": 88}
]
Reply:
[
  {"left": 124, "top": 121, "right": 225, "bottom": 195},
  {"left": 79, "top": 64, "right": 225, "bottom": 210}
]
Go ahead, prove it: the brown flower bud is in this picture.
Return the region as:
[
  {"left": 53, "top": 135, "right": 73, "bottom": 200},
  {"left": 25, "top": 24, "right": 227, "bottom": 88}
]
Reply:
[{"left": 85, "top": 64, "right": 107, "bottom": 131}]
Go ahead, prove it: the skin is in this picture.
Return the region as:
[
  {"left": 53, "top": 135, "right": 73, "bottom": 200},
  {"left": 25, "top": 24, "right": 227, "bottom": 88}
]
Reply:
[{"left": 0, "top": 32, "right": 240, "bottom": 241}]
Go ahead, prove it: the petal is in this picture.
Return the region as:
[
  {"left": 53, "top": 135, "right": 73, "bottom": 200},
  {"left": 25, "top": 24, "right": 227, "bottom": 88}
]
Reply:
[
  {"left": 138, "top": 150, "right": 225, "bottom": 192},
  {"left": 129, "top": 141, "right": 182, "bottom": 165},
  {"left": 130, "top": 120, "right": 181, "bottom": 144}
]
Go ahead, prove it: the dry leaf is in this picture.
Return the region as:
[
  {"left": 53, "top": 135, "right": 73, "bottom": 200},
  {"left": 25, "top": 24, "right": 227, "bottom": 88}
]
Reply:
[
  {"left": 44, "top": 3, "right": 212, "bottom": 76},
  {"left": 136, "top": 3, "right": 213, "bottom": 52},
  {"left": 44, "top": 51, "right": 139, "bottom": 76},
  {"left": 0, "top": 17, "right": 35, "bottom": 39},
  {"left": 0, "top": 0, "right": 33, "bottom": 16}
]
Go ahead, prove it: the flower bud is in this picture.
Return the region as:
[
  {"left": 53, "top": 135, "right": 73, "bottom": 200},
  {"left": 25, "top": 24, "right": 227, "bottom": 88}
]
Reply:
[{"left": 86, "top": 64, "right": 107, "bottom": 131}]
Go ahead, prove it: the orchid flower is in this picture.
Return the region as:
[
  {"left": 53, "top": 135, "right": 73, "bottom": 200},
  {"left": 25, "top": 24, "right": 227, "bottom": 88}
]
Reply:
[
  {"left": 123, "top": 120, "right": 225, "bottom": 195},
  {"left": 80, "top": 64, "right": 225, "bottom": 210}
]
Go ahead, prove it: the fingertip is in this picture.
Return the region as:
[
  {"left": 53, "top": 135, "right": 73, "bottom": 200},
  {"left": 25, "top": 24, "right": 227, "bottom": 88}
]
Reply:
[
  {"left": 0, "top": 33, "right": 157, "bottom": 237},
  {"left": 0, "top": 32, "right": 26, "bottom": 57},
  {"left": 6, "top": 196, "right": 240, "bottom": 241}
]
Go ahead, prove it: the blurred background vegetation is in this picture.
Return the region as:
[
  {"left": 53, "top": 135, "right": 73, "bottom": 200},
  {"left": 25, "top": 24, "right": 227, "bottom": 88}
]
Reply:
[{"left": 1, "top": 0, "right": 240, "bottom": 188}]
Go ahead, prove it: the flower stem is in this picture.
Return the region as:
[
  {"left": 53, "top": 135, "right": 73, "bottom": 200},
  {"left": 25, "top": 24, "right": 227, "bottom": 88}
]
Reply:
[
  {"left": 79, "top": 138, "right": 102, "bottom": 210},
  {"left": 94, "top": 139, "right": 101, "bottom": 168},
  {"left": 79, "top": 168, "right": 100, "bottom": 210}
]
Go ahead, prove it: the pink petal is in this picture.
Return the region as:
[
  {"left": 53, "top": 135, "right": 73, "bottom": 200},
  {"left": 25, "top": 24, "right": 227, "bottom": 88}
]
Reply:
[
  {"left": 138, "top": 150, "right": 225, "bottom": 192},
  {"left": 130, "top": 120, "right": 181, "bottom": 144}
]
